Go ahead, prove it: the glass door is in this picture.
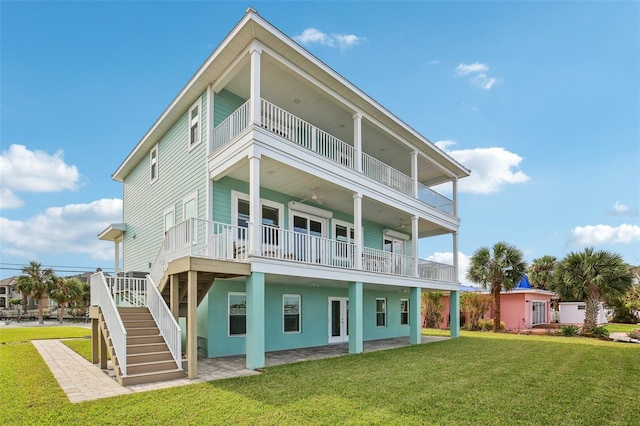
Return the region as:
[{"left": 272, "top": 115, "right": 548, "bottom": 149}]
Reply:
[
  {"left": 292, "top": 213, "right": 324, "bottom": 262},
  {"left": 328, "top": 297, "right": 349, "bottom": 343}
]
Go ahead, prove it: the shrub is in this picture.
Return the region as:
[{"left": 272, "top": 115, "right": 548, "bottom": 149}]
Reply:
[
  {"left": 478, "top": 319, "right": 505, "bottom": 331},
  {"left": 560, "top": 325, "right": 579, "bottom": 336},
  {"left": 628, "top": 329, "right": 639, "bottom": 340},
  {"left": 589, "top": 326, "right": 610, "bottom": 340}
]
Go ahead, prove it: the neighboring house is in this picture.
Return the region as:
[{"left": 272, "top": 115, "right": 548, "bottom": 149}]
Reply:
[
  {"left": 558, "top": 301, "right": 608, "bottom": 325},
  {"left": 0, "top": 276, "right": 52, "bottom": 317},
  {"left": 93, "top": 8, "right": 470, "bottom": 385},
  {"left": 440, "top": 276, "right": 555, "bottom": 330}
]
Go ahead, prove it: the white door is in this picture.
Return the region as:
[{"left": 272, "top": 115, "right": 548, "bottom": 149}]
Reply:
[
  {"left": 292, "top": 213, "right": 324, "bottom": 262},
  {"left": 328, "top": 297, "right": 349, "bottom": 343}
]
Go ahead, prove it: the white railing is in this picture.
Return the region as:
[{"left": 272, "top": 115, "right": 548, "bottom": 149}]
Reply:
[
  {"left": 362, "top": 247, "right": 414, "bottom": 276},
  {"left": 211, "top": 100, "right": 250, "bottom": 152},
  {"left": 150, "top": 219, "right": 250, "bottom": 285},
  {"left": 108, "top": 277, "right": 146, "bottom": 307},
  {"left": 259, "top": 225, "right": 355, "bottom": 269},
  {"left": 362, "top": 153, "right": 414, "bottom": 196},
  {"left": 261, "top": 99, "right": 356, "bottom": 169},
  {"left": 146, "top": 274, "right": 182, "bottom": 370},
  {"left": 417, "top": 259, "right": 456, "bottom": 282},
  {"left": 418, "top": 183, "right": 454, "bottom": 215},
  {"left": 90, "top": 272, "right": 128, "bottom": 376}
]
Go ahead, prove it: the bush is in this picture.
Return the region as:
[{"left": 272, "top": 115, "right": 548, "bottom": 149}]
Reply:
[
  {"left": 478, "top": 319, "right": 506, "bottom": 331},
  {"left": 590, "top": 326, "right": 610, "bottom": 340},
  {"left": 560, "top": 325, "right": 579, "bottom": 336},
  {"left": 628, "top": 329, "right": 639, "bottom": 340}
]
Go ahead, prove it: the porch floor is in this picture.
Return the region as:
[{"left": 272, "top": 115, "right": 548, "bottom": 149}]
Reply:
[{"left": 34, "top": 335, "right": 448, "bottom": 403}]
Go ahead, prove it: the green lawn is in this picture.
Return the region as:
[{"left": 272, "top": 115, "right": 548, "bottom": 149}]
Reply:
[
  {"left": 605, "top": 323, "right": 639, "bottom": 333},
  {"left": 1, "top": 327, "right": 638, "bottom": 425}
]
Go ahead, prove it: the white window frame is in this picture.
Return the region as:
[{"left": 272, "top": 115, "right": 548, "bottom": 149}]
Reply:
[
  {"left": 400, "top": 298, "right": 409, "bottom": 326},
  {"left": 376, "top": 298, "right": 387, "bottom": 327},
  {"left": 228, "top": 292, "right": 247, "bottom": 337},
  {"left": 283, "top": 294, "right": 301, "bottom": 334},
  {"left": 188, "top": 99, "right": 201, "bottom": 149},
  {"left": 163, "top": 205, "right": 175, "bottom": 234},
  {"left": 332, "top": 219, "right": 363, "bottom": 265},
  {"left": 531, "top": 300, "right": 547, "bottom": 326},
  {"left": 183, "top": 192, "right": 198, "bottom": 244},
  {"left": 150, "top": 144, "right": 159, "bottom": 183},
  {"left": 231, "top": 191, "right": 284, "bottom": 254}
]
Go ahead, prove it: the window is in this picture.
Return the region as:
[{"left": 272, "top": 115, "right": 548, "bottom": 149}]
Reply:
[
  {"left": 376, "top": 298, "right": 387, "bottom": 327},
  {"left": 163, "top": 206, "right": 175, "bottom": 234},
  {"left": 334, "top": 221, "right": 354, "bottom": 262},
  {"left": 228, "top": 293, "right": 246, "bottom": 336},
  {"left": 384, "top": 237, "right": 405, "bottom": 255},
  {"left": 189, "top": 101, "right": 200, "bottom": 147},
  {"left": 400, "top": 299, "right": 409, "bottom": 325},
  {"left": 283, "top": 294, "right": 301, "bottom": 333},
  {"left": 183, "top": 193, "right": 197, "bottom": 243},
  {"left": 231, "top": 191, "right": 284, "bottom": 251},
  {"left": 150, "top": 145, "right": 158, "bottom": 182}
]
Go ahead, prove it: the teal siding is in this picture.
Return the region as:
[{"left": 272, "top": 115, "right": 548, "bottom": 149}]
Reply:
[
  {"left": 206, "top": 280, "right": 412, "bottom": 357},
  {"left": 122, "top": 90, "right": 208, "bottom": 272},
  {"left": 214, "top": 89, "right": 246, "bottom": 127}
]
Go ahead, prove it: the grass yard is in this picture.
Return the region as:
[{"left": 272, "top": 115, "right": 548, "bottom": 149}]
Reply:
[
  {"left": 0, "top": 327, "right": 638, "bottom": 425},
  {"left": 605, "top": 323, "right": 640, "bottom": 333}
]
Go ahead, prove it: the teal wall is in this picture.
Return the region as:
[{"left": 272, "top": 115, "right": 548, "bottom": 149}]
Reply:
[
  {"left": 212, "top": 176, "right": 411, "bottom": 247},
  {"left": 214, "top": 89, "right": 246, "bottom": 127},
  {"left": 204, "top": 279, "right": 414, "bottom": 357},
  {"left": 123, "top": 90, "right": 209, "bottom": 272}
]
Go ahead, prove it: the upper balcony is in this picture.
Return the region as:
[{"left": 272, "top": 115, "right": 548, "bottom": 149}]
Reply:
[{"left": 210, "top": 98, "right": 454, "bottom": 216}]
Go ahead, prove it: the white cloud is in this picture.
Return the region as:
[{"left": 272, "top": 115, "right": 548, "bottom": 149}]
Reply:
[
  {"left": 0, "top": 144, "right": 80, "bottom": 208},
  {"left": 426, "top": 251, "right": 471, "bottom": 285},
  {"left": 427, "top": 59, "right": 441, "bottom": 65},
  {"left": 569, "top": 224, "right": 640, "bottom": 245},
  {"left": 613, "top": 201, "right": 629, "bottom": 213},
  {"left": 0, "top": 188, "right": 24, "bottom": 209},
  {"left": 294, "top": 28, "right": 365, "bottom": 50},
  {"left": 455, "top": 62, "right": 489, "bottom": 76},
  {"left": 455, "top": 62, "right": 498, "bottom": 90},
  {"left": 435, "top": 140, "right": 530, "bottom": 194},
  {"left": 0, "top": 198, "right": 123, "bottom": 261}
]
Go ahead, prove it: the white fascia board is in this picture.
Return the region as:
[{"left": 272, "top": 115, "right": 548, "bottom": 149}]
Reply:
[{"left": 98, "top": 223, "right": 127, "bottom": 241}]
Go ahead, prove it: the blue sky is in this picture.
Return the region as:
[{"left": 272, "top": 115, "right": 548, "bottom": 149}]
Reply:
[{"left": 1, "top": 1, "right": 639, "bottom": 281}]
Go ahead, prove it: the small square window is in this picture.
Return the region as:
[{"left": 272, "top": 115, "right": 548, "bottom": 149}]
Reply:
[
  {"left": 150, "top": 145, "right": 158, "bottom": 182},
  {"left": 376, "top": 298, "right": 387, "bottom": 327},
  {"left": 189, "top": 101, "right": 200, "bottom": 147},
  {"left": 400, "top": 299, "right": 409, "bottom": 325}
]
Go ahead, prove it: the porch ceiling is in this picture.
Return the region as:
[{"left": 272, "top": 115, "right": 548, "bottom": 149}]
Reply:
[{"left": 223, "top": 157, "right": 450, "bottom": 237}]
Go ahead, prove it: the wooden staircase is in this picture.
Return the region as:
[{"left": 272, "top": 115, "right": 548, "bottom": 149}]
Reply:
[
  {"left": 158, "top": 271, "right": 216, "bottom": 317},
  {"left": 100, "top": 307, "right": 184, "bottom": 386}
]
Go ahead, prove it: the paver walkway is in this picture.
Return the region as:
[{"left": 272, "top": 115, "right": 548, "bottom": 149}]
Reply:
[{"left": 33, "top": 335, "right": 448, "bottom": 403}]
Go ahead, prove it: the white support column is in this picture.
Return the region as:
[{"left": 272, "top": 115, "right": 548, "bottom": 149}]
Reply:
[
  {"left": 353, "top": 193, "right": 363, "bottom": 269},
  {"left": 249, "top": 154, "right": 261, "bottom": 257},
  {"left": 453, "top": 231, "right": 459, "bottom": 284},
  {"left": 353, "top": 112, "right": 362, "bottom": 172},
  {"left": 411, "top": 150, "right": 419, "bottom": 198},
  {"left": 114, "top": 239, "right": 120, "bottom": 275},
  {"left": 249, "top": 46, "right": 262, "bottom": 127},
  {"left": 412, "top": 216, "right": 419, "bottom": 277},
  {"left": 453, "top": 178, "right": 458, "bottom": 217}
]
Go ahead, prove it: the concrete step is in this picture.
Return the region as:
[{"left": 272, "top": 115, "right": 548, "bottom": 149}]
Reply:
[
  {"left": 127, "top": 350, "right": 175, "bottom": 364},
  {"left": 127, "top": 342, "right": 168, "bottom": 354},
  {"left": 119, "top": 369, "right": 185, "bottom": 386},
  {"left": 127, "top": 335, "right": 164, "bottom": 345}
]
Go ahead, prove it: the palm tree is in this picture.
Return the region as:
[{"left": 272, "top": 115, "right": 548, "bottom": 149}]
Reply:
[
  {"left": 551, "top": 248, "right": 633, "bottom": 334},
  {"left": 14, "top": 275, "right": 33, "bottom": 322},
  {"left": 529, "top": 255, "right": 557, "bottom": 290},
  {"left": 18, "top": 261, "right": 55, "bottom": 324},
  {"left": 466, "top": 242, "right": 527, "bottom": 331},
  {"left": 49, "top": 277, "right": 83, "bottom": 324}
]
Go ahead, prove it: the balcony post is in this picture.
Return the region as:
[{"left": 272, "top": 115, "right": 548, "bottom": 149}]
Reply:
[
  {"left": 353, "top": 112, "right": 362, "bottom": 172},
  {"left": 249, "top": 154, "right": 261, "bottom": 257},
  {"left": 249, "top": 45, "right": 262, "bottom": 127},
  {"left": 412, "top": 216, "right": 419, "bottom": 277},
  {"left": 453, "top": 177, "right": 458, "bottom": 216},
  {"left": 411, "top": 150, "right": 418, "bottom": 198},
  {"left": 452, "top": 231, "right": 459, "bottom": 284},
  {"left": 353, "top": 193, "right": 363, "bottom": 269}
]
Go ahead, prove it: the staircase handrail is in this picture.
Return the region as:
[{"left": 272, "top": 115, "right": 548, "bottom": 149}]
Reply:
[
  {"left": 90, "top": 272, "right": 128, "bottom": 376},
  {"left": 146, "top": 274, "right": 182, "bottom": 370}
]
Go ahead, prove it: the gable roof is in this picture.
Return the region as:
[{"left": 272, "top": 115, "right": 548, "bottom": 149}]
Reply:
[{"left": 113, "top": 7, "right": 470, "bottom": 182}]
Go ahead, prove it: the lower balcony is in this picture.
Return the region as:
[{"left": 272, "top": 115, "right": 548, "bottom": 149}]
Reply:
[{"left": 151, "top": 219, "right": 456, "bottom": 285}]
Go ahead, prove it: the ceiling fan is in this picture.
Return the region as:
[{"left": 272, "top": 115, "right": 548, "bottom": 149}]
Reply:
[{"left": 300, "top": 187, "right": 325, "bottom": 205}]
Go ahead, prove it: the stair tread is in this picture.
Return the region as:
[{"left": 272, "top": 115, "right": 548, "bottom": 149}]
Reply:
[
  {"left": 124, "top": 369, "right": 184, "bottom": 378},
  {"left": 128, "top": 358, "right": 178, "bottom": 367}
]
